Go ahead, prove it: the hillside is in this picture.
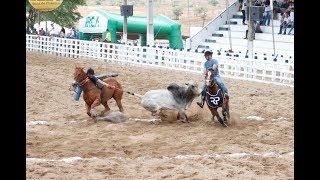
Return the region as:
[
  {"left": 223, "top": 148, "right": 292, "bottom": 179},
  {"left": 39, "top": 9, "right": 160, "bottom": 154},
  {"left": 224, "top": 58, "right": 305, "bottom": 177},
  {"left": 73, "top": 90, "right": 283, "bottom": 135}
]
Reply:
[{"left": 77, "top": 0, "right": 232, "bottom": 37}]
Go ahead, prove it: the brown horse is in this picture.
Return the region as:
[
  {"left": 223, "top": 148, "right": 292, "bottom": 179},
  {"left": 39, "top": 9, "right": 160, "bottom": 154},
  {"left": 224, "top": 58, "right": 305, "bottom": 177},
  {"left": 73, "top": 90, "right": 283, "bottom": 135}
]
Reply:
[
  {"left": 73, "top": 66, "right": 124, "bottom": 120},
  {"left": 205, "top": 69, "right": 230, "bottom": 127}
]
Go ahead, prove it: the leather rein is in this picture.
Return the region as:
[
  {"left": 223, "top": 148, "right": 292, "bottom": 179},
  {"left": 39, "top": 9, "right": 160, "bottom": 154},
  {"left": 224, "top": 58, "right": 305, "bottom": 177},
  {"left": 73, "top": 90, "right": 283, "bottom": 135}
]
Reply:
[{"left": 77, "top": 77, "right": 96, "bottom": 93}]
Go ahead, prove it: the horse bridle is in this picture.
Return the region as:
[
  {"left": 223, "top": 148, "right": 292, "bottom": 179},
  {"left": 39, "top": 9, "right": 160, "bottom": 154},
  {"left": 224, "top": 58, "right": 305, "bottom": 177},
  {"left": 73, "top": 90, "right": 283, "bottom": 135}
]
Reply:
[
  {"left": 78, "top": 77, "right": 89, "bottom": 86},
  {"left": 70, "top": 77, "right": 90, "bottom": 91}
]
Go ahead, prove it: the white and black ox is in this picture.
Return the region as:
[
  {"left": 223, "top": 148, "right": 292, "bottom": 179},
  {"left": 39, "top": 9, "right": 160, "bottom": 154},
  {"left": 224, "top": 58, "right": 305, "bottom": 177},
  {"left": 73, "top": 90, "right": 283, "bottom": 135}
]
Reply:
[{"left": 128, "top": 80, "right": 201, "bottom": 122}]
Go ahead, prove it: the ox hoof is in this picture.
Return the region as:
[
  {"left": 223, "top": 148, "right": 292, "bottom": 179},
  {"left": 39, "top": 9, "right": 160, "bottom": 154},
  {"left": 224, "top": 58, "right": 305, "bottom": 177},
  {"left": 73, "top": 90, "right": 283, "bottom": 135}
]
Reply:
[{"left": 180, "top": 119, "right": 188, "bottom": 123}]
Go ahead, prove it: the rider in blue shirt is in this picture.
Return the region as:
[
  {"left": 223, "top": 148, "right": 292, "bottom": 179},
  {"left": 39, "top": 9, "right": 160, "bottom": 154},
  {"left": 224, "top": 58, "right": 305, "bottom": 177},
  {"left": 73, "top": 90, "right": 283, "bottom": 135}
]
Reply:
[
  {"left": 73, "top": 68, "right": 115, "bottom": 101},
  {"left": 87, "top": 68, "right": 115, "bottom": 89},
  {"left": 197, "top": 51, "right": 229, "bottom": 108}
]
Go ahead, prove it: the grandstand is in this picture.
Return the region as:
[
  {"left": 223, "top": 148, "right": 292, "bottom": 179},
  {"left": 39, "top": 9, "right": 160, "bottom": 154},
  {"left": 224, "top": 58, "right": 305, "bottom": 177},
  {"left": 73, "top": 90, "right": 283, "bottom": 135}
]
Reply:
[{"left": 188, "top": 1, "right": 294, "bottom": 60}]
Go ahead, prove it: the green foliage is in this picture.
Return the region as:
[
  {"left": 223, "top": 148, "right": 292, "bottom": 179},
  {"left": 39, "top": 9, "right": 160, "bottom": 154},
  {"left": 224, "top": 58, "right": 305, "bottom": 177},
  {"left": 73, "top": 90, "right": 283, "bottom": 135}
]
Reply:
[
  {"left": 195, "top": 6, "right": 208, "bottom": 27},
  {"left": 26, "top": 0, "right": 86, "bottom": 29},
  {"left": 209, "top": 0, "right": 219, "bottom": 6},
  {"left": 194, "top": 6, "right": 208, "bottom": 17},
  {"left": 172, "top": 6, "right": 183, "bottom": 20}
]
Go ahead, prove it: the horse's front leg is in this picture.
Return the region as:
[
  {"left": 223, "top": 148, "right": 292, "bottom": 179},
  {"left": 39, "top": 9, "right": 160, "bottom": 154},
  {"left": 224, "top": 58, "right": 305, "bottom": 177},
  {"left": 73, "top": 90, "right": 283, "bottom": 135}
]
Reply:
[
  {"left": 222, "top": 101, "right": 230, "bottom": 121},
  {"left": 210, "top": 109, "right": 228, "bottom": 127},
  {"left": 216, "top": 113, "right": 228, "bottom": 127},
  {"left": 90, "top": 99, "right": 101, "bottom": 118},
  {"left": 85, "top": 103, "right": 91, "bottom": 117}
]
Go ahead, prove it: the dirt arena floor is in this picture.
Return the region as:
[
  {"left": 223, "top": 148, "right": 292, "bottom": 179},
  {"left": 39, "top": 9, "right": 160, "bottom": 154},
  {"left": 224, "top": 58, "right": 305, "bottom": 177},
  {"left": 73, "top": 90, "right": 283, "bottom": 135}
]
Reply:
[{"left": 26, "top": 51, "right": 294, "bottom": 179}]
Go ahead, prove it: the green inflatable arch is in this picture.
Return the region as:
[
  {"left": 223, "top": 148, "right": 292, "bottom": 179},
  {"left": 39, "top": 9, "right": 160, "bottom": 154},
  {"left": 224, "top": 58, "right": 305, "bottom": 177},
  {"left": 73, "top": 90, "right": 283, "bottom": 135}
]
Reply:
[{"left": 78, "top": 10, "right": 183, "bottom": 49}]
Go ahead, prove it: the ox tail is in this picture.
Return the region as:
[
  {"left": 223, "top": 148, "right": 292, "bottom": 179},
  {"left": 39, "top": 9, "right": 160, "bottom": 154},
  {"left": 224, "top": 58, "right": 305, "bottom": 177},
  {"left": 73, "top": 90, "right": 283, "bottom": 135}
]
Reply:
[{"left": 124, "top": 91, "right": 143, "bottom": 98}]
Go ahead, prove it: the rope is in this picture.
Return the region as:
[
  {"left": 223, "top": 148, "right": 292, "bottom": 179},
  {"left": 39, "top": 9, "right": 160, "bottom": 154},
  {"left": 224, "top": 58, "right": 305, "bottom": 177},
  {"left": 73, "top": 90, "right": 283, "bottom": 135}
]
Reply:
[{"left": 106, "top": 85, "right": 143, "bottom": 98}]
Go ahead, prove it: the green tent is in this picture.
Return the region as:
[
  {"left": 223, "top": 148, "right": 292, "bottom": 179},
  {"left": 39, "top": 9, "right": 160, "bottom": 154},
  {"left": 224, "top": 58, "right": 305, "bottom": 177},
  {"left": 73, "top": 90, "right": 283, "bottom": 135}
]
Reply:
[{"left": 78, "top": 10, "right": 183, "bottom": 49}]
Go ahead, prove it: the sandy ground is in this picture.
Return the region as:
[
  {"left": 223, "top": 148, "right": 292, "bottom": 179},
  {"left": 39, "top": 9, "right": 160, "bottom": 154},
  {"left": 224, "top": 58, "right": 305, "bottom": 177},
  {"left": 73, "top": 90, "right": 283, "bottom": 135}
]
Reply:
[{"left": 26, "top": 51, "right": 294, "bottom": 179}]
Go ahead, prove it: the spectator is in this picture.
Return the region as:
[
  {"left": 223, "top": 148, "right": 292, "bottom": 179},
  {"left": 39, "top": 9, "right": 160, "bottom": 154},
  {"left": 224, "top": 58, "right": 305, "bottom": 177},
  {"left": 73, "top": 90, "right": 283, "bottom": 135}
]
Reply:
[
  {"left": 286, "top": 1, "right": 294, "bottom": 16},
  {"left": 26, "top": 27, "right": 31, "bottom": 34},
  {"left": 39, "top": 28, "right": 45, "bottom": 36},
  {"left": 244, "top": 20, "right": 262, "bottom": 39},
  {"left": 103, "top": 29, "right": 111, "bottom": 42},
  {"left": 286, "top": 13, "right": 294, "bottom": 35},
  {"left": 238, "top": 0, "right": 243, "bottom": 11},
  {"left": 241, "top": 0, "right": 247, "bottom": 25},
  {"left": 280, "top": 0, "right": 289, "bottom": 13},
  {"left": 72, "top": 27, "right": 78, "bottom": 39},
  {"left": 288, "top": 1, "right": 294, "bottom": 11},
  {"left": 67, "top": 28, "right": 73, "bottom": 38},
  {"left": 262, "top": 0, "right": 271, "bottom": 26},
  {"left": 59, "top": 27, "right": 65, "bottom": 38},
  {"left": 273, "top": 0, "right": 281, "bottom": 20},
  {"left": 278, "top": 12, "right": 289, "bottom": 34},
  {"left": 48, "top": 23, "right": 56, "bottom": 36},
  {"left": 31, "top": 28, "right": 38, "bottom": 35},
  {"left": 67, "top": 27, "right": 78, "bottom": 39}
]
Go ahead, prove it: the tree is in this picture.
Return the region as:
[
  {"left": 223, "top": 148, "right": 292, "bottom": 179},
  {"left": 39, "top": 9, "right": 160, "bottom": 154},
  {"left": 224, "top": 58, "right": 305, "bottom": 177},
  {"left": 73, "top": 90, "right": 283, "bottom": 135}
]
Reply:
[
  {"left": 209, "top": 0, "right": 219, "bottom": 6},
  {"left": 200, "top": 11, "right": 208, "bottom": 27},
  {"left": 26, "top": 0, "right": 86, "bottom": 31},
  {"left": 172, "top": 6, "right": 183, "bottom": 20},
  {"left": 195, "top": 6, "right": 208, "bottom": 27}
]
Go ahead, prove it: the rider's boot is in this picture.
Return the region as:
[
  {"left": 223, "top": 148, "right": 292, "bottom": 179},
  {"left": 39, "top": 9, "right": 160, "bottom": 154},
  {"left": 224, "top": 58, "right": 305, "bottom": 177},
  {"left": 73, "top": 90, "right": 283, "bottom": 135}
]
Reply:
[
  {"left": 197, "top": 94, "right": 206, "bottom": 108},
  {"left": 224, "top": 93, "right": 229, "bottom": 100}
]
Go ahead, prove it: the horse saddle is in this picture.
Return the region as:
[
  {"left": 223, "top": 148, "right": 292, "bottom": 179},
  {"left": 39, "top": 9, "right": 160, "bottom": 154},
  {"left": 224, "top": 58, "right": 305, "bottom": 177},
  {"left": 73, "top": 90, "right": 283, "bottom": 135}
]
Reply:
[{"left": 206, "top": 89, "right": 225, "bottom": 108}]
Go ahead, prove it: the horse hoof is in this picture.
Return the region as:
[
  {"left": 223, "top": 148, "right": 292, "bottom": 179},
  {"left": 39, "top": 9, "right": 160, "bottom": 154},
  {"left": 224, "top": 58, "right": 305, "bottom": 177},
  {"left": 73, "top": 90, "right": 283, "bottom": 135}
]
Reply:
[
  {"left": 90, "top": 109, "right": 97, "bottom": 117},
  {"left": 223, "top": 117, "right": 227, "bottom": 122},
  {"left": 218, "top": 118, "right": 228, "bottom": 127}
]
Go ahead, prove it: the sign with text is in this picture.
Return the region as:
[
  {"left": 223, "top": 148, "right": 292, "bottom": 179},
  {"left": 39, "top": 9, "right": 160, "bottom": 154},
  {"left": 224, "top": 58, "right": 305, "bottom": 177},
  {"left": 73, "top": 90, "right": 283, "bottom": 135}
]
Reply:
[
  {"left": 78, "top": 11, "right": 108, "bottom": 33},
  {"left": 29, "top": 0, "right": 63, "bottom": 11}
]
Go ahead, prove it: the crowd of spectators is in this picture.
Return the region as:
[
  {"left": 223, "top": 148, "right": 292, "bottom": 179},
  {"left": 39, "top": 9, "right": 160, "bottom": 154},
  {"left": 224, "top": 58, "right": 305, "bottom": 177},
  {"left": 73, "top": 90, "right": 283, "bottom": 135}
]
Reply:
[
  {"left": 272, "top": 0, "right": 294, "bottom": 35},
  {"left": 26, "top": 24, "right": 79, "bottom": 39},
  {"left": 239, "top": 0, "right": 294, "bottom": 35}
]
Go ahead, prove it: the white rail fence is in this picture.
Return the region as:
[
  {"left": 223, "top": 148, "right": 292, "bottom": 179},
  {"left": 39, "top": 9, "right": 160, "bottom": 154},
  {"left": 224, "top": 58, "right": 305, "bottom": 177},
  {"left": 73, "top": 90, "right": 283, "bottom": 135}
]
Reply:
[{"left": 26, "top": 35, "right": 293, "bottom": 86}]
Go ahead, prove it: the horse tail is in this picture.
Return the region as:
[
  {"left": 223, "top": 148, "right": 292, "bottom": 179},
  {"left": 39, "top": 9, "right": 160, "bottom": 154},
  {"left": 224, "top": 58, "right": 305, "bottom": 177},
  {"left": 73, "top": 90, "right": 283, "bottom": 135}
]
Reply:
[{"left": 124, "top": 91, "right": 143, "bottom": 98}]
